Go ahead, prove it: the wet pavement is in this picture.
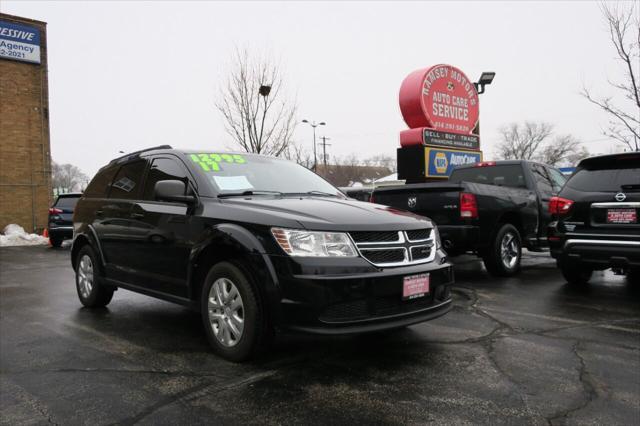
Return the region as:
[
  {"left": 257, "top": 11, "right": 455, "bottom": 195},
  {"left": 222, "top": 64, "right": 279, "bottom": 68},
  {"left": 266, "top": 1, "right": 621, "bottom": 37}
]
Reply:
[{"left": 1, "top": 246, "right": 639, "bottom": 425}]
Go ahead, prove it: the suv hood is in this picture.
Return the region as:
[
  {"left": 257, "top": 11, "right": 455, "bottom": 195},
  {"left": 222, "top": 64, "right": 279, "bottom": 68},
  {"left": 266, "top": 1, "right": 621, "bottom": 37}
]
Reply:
[{"left": 209, "top": 196, "right": 433, "bottom": 231}]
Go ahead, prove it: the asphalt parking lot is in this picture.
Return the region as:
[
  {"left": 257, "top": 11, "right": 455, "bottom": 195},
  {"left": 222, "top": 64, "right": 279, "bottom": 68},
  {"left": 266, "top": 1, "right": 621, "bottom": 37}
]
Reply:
[{"left": 1, "top": 246, "right": 638, "bottom": 425}]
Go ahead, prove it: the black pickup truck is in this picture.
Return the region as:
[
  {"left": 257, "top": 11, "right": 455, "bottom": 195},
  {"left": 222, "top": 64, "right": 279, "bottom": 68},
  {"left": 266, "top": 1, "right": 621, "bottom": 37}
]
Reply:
[{"left": 371, "top": 160, "right": 568, "bottom": 276}]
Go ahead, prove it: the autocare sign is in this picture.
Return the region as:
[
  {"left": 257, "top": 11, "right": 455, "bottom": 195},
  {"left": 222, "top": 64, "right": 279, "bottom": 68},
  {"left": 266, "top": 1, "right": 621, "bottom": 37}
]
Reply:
[
  {"left": 0, "top": 20, "right": 41, "bottom": 64},
  {"left": 399, "top": 64, "right": 479, "bottom": 134},
  {"left": 425, "top": 147, "right": 482, "bottom": 178}
]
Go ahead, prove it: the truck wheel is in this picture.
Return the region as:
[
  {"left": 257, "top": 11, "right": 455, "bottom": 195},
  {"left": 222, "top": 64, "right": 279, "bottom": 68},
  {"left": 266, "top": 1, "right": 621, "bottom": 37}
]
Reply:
[
  {"left": 483, "top": 224, "right": 522, "bottom": 277},
  {"left": 201, "top": 261, "right": 271, "bottom": 362},
  {"left": 558, "top": 260, "right": 592, "bottom": 285},
  {"left": 75, "top": 245, "right": 114, "bottom": 308}
]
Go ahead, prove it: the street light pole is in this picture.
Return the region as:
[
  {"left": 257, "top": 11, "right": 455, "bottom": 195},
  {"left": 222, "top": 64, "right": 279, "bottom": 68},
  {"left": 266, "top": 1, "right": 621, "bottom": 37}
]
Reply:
[{"left": 301, "top": 119, "right": 326, "bottom": 171}]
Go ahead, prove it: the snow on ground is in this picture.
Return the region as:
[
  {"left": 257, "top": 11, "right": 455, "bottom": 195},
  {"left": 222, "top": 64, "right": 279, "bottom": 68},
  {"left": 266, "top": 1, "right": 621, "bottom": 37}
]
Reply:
[{"left": 0, "top": 224, "right": 49, "bottom": 247}]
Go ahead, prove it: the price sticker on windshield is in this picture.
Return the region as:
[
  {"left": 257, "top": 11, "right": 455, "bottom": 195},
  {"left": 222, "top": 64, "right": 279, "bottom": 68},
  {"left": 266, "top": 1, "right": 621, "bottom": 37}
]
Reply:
[{"left": 190, "top": 153, "right": 246, "bottom": 172}]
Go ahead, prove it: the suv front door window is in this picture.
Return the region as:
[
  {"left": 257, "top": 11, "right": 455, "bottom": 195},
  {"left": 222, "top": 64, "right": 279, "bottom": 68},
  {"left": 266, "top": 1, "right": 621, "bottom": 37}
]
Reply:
[{"left": 126, "top": 156, "right": 194, "bottom": 296}]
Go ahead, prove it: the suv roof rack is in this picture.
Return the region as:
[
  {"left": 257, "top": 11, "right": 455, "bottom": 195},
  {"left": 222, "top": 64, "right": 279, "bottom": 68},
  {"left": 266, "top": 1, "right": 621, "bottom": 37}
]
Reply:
[{"left": 108, "top": 145, "right": 173, "bottom": 165}]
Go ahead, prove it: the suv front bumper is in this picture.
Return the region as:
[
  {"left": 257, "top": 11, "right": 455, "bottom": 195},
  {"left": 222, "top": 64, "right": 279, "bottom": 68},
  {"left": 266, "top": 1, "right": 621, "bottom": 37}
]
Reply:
[{"left": 269, "top": 250, "right": 454, "bottom": 334}]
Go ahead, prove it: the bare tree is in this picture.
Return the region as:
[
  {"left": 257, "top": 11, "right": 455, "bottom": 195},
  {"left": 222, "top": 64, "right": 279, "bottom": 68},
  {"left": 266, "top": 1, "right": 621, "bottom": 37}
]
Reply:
[
  {"left": 52, "top": 161, "right": 89, "bottom": 192},
  {"left": 283, "top": 143, "right": 314, "bottom": 169},
  {"left": 497, "top": 122, "right": 588, "bottom": 166},
  {"left": 497, "top": 121, "right": 554, "bottom": 160},
  {"left": 582, "top": 2, "right": 640, "bottom": 151},
  {"left": 216, "top": 48, "right": 297, "bottom": 156},
  {"left": 539, "top": 135, "right": 589, "bottom": 167}
]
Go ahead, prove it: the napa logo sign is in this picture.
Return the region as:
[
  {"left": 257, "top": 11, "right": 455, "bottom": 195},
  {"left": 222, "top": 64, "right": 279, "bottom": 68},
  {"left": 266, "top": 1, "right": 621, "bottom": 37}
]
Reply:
[
  {"left": 425, "top": 147, "right": 482, "bottom": 178},
  {"left": 0, "top": 20, "right": 41, "bottom": 64}
]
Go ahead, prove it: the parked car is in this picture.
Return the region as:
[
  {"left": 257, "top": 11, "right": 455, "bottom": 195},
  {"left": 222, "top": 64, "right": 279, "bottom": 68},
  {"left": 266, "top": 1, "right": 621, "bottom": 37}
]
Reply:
[
  {"left": 548, "top": 152, "right": 640, "bottom": 284},
  {"left": 71, "top": 146, "right": 453, "bottom": 361},
  {"left": 371, "top": 160, "right": 567, "bottom": 276},
  {"left": 48, "top": 192, "right": 82, "bottom": 247}
]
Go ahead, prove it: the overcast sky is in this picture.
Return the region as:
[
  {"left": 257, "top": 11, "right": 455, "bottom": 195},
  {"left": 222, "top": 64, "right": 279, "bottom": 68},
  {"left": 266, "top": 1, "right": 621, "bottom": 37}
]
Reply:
[{"left": 2, "top": 0, "right": 632, "bottom": 176}]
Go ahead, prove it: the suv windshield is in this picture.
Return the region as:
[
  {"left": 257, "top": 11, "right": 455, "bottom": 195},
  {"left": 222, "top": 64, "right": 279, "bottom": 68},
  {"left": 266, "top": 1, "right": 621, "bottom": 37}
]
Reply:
[
  {"left": 188, "top": 153, "right": 343, "bottom": 197},
  {"left": 567, "top": 167, "right": 640, "bottom": 192}
]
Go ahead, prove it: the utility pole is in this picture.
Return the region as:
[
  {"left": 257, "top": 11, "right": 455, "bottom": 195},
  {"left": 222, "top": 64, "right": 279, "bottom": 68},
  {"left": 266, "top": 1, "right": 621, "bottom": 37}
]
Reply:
[{"left": 319, "top": 136, "right": 331, "bottom": 167}]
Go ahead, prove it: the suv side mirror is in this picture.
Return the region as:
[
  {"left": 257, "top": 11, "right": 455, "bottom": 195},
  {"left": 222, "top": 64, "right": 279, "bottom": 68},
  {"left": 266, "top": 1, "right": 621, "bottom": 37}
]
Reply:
[{"left": 154, "top": 180, "right": 196, "bottom": 204}]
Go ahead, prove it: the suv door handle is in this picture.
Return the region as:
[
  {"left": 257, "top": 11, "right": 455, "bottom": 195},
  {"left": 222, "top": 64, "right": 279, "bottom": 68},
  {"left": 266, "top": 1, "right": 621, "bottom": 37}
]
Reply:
[
  {"left": 130, "top": 212, "right": 145, "bottom": 219},
  {"left": 95, "top": 210, "right": 104, "bottom": 217}
]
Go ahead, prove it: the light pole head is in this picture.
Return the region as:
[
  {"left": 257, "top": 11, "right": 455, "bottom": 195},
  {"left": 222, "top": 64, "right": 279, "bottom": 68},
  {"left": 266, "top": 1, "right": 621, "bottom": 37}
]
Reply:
[
  {"left": 474, "top": 71, "right": 496, "bottom": 95},
  {"left": 319, "top": 122, "right": 326, "bottom": 126},
  {"left": 302, "top": 119, "right": 309, "bottom": 124}
]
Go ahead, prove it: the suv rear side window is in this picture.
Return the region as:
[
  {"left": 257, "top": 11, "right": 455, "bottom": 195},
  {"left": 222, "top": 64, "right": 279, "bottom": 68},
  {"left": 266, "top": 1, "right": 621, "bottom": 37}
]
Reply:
[
  {"left": 143, "top": 157, "right": 191, "bottom": 200},
  {"left": 449, "top": 165, "right": 526, "bottom": 189},
  {"left": 109, "top": 160, "right": 147, "bottom": 199},
  {"left": 566, "top": 167, "right": 640, "bottom": 192},
  {"left": 84, "top": 167, "right": 118, "bottom": 198}
]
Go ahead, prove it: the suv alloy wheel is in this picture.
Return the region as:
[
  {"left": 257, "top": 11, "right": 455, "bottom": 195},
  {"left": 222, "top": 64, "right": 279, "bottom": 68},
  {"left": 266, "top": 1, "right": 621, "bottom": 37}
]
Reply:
[
  {"left": 74, "top": 245, "right": 114, "bottom": 308},
  {"left": 200, "top": 261, "right": 271, "bottom": 362}
]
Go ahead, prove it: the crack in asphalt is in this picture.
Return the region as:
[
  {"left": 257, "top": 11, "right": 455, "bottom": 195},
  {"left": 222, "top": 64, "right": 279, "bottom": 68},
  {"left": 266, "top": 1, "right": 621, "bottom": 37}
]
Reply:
[
  {"left": 439, "top": 286, "right": 632, "bottom": 426},
  {"left": 112, "top": 370, "right": 279, "bottom": 426},
  {"left": 546, "top": 341, "right": 598, "bottom": 425},
  {"left": 111, "top": 355, "right": 311, "bottom": 425}
]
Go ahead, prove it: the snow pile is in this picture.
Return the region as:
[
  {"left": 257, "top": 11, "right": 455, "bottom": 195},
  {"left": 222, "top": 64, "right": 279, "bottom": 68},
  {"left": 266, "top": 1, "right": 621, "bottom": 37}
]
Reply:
[{"left": 0, "top": 224, "right": 49, "bottom": 247}]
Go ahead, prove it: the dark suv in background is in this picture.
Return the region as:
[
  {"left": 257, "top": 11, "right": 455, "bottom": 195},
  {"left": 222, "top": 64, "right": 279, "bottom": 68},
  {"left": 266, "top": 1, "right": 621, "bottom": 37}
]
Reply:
[
  {"left": 71, "top": 146, "right": 453, "bottom": 361},
  {"left": 48, "top": 192, "right": 82, "bottom": 247},
  {"left": 548, "top": 152, "right": 640, "bottom": 284}
]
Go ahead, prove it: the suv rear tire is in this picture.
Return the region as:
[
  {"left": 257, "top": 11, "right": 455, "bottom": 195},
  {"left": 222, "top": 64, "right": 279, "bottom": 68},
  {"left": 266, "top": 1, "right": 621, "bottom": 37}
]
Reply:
[
  {"left": 75, "top": 245, "right": 114, "bottom": 307},
  {"left": 558, "top": 260, "right": 592, "bottom": 285},
  {"left": 50, "top": 235, "right": 63, "bottom": 248},
  {"left": 200, "top": 261, "right": 271, "bottom": 362},
  {"left": 482, "top": 223, "right": 522, "bottom": 277}
]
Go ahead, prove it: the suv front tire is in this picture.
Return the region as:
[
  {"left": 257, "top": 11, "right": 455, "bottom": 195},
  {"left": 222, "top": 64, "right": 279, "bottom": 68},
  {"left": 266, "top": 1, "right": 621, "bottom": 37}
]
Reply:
[{"left": 200, "top": 261, "right": 271, "bottom": 362}]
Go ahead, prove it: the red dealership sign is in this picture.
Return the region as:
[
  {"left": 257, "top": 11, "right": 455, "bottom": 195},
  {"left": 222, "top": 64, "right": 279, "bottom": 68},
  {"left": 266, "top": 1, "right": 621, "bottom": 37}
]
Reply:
[{"left": 399, "top": 64, "right": 479, "bottom": 134}]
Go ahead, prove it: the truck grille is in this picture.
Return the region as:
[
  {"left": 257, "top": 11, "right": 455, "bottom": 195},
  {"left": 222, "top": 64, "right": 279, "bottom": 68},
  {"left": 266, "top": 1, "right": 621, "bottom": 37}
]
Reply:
[{"left": 350, "top": 229, "right": 436, "bottom": 267}]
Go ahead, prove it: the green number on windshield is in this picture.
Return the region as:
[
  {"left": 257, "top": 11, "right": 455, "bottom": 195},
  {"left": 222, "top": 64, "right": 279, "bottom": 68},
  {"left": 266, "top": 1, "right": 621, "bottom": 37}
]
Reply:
[{"left": 190, "top": 153, "right": 246, "bottom": 172}]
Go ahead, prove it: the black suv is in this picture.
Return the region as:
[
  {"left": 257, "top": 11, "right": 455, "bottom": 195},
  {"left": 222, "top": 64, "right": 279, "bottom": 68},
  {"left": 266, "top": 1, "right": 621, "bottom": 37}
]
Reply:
[
  {"left": 548, "top": 152, "right": 640, "bottom": 284},
  {"left": 71, "top": 146, "right": 453, "bottom": 361},
  {"left": 48, "top": 192, "right": 82, "bottom": 247}
]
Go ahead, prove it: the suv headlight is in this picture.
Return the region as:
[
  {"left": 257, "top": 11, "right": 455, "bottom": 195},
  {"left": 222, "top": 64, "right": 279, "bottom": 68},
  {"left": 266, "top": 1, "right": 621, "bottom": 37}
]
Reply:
[
  {"left": 271, "top": 228, "right": 358, "bottom": 257},
  {"left": 432, "top": 226, "right": 442, "bottom": 250}
]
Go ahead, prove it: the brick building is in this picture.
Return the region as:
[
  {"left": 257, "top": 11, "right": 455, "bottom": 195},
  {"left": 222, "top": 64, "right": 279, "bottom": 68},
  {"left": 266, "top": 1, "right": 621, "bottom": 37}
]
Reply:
[{"left": 0, "top": 13, "right": 52, "bottom": 233}]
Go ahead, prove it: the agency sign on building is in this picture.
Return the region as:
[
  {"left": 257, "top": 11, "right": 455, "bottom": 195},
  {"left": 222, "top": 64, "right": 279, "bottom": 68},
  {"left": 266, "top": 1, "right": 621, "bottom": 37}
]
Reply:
[{"left": 0, "top": 20, "right": 41, "bottom": 64}]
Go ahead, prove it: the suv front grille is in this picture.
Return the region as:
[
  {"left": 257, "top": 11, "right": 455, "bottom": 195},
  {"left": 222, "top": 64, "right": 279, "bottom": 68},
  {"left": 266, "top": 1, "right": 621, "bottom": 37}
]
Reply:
[
  {"left": 319, "top": 289, "right": 450, "bottom": 323},
  {"left": 350, "top": 231, "right": 400, "bottom": 243},
  {"left": 359, "top": 248, "right": 406, "bottom": 264},
  {"left": 406, "top": 229, "right": 430, "bottom": 241},
  {"left": 350, "top": 229, "right": 436, "bottom": 267}
]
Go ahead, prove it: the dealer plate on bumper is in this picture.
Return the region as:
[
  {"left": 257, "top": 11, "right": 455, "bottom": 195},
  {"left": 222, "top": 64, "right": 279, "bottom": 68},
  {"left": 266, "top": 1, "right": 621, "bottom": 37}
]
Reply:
[
  {"left": 607, "top": 209, "right": 637, "bottom": 224},
  {"left": 403, "top": 273, "right": 430, "bottom": 300}
]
